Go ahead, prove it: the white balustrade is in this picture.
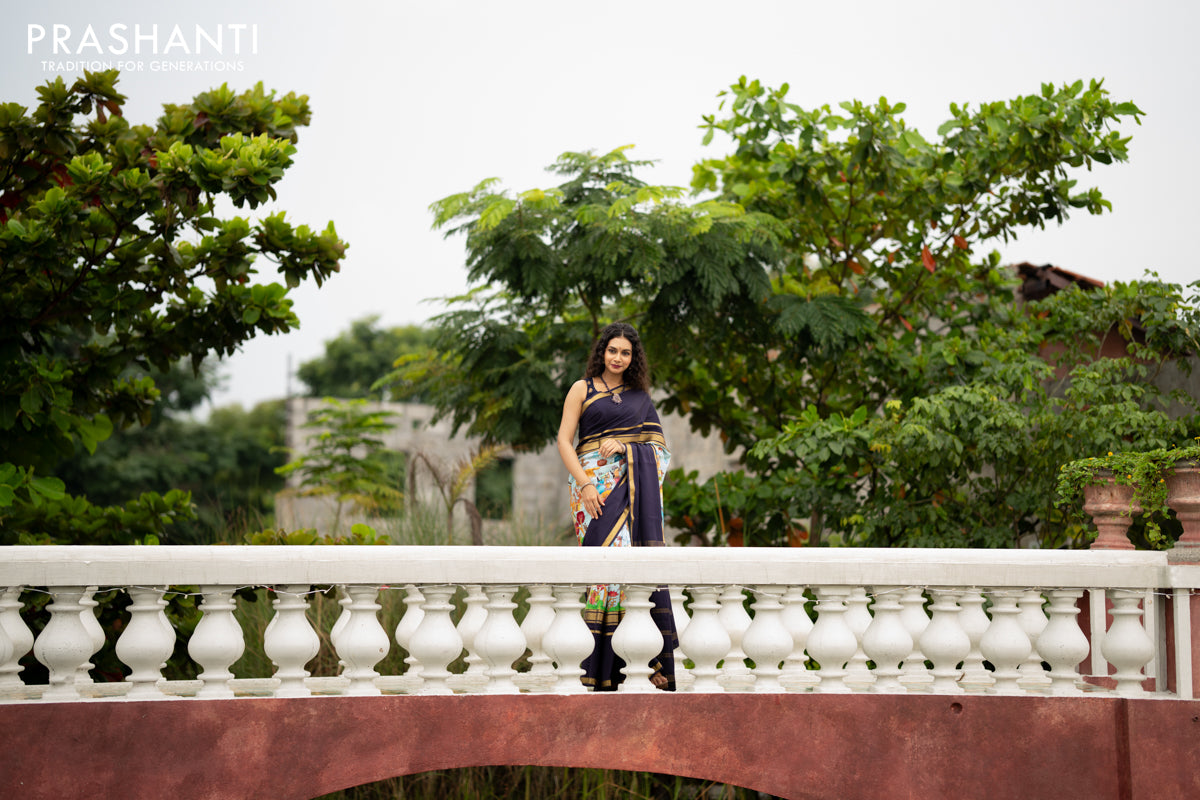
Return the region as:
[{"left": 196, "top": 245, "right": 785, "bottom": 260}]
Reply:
[
  {"left": 1016, "top": 589, "right": 1052, "bottom": 692},
  {"left": 741, "top": 585, "right": 791, "bottom": 692},
  {"left": 861, "top": 586, "right": 911, "bottom": 693},
  {"left": 115, "top": 586, "right": 175, "bottom": 700},
  {"left": 611, "top": 585, "right": 664, "bottom": 693},
  {"left": 473, "top": 585, "right": 525, "bottom": 694},
  {"left": 336, "top": 585, "right": 391, "bottom": 696},
  {"left": 0, "top": 546, "right": 1192, "bottom": 702},
  {"left": 264, "top": 585, "right": 320, "bottom": 698},
  {"left": 779, "top": 586, "right": 817, "bottom": 693},
  {"left": 75, "top": 587, "right": 105, "bottom": 685},
  {"left": 843, "top": 587, "right": 875, "bottom": 692},
  {"left": 1100, "top": 589, "right": 1155, "bottom": 696},
  {"left": 920, "top": 589, "right": 970, "bottom": 694},
  {"left": 0, "top": 586, "right": 31, "bottom": 687},
  {"left": 330, "top": 587, "right": 352, "bottom": 671},
  {"left": 956, "top": 589, "right": 993, "bottom": 693},
  {"left": 406, "top": 585, "right": 462, "bottom": 695},
  {"left": 34, "top": 586, "right": 92, "bottom": 700},
  {"left": 807, "top": 586, "right": 857, "bottom": 693},
  {"left": 669, "top": 587, "right": 693, "bottom": 692},
  {"left": 394, "top": 584, "right": 425, "bottom": 691},
  {"left": 517, "top": 584, "right": 557, "bottom": 693},
  {"left": 679, "top": 586, "right": 729, "bottom": 693},
  {"left": 450, "top": 584, "right": 489, "bottom": 693},
  {"left": 189, "top": 586, "right": 245, "bottom": 699},
  {"left": 717, "top": 585, "right": 753, "bottom": 691},
  {"left": 1039, "top": 589, "right": 1089, "bottom": 695},
  {"left": 0, "top": 608, "right": 11, "bottom": 688},
  {"left": 898, "top": 588, "right": 932, "bottom": 690},
  {"left": 543, "top": 585, "right": 592, "bottom": 694},
  {"left": 980, "top": 590, "right": 1031, "bottom": 695}
]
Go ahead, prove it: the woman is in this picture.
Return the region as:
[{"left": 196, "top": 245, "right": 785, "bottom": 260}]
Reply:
[{"left": 556, "top": 322, "right": 677, "bottom": 691}]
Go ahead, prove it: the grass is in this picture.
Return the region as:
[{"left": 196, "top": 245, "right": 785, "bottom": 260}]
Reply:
[{"left": 313, "top": 767, "right": 774, "bottom": 800}]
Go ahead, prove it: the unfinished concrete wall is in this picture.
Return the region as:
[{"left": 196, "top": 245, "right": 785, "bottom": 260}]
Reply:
[{"left": 276, "top": 397, "right": 739, "bottom": 537}]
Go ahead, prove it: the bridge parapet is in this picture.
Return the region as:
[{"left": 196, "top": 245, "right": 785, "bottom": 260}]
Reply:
[{"left": 1, "top": 545, "right": 1198, "bottom": 701}]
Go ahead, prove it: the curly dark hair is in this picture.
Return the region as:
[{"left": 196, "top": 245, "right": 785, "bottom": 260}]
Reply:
[{"left": 585, "top": 322, "right": 649, "bottom": 391}]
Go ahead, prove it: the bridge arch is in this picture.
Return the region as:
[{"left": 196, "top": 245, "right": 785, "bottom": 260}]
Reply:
[{"left": 3, "top": 693, "right": 1198, "bottom": 799}]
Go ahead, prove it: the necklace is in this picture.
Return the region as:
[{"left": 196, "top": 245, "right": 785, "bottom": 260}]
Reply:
[{"left": 599, "top": 375, "right": 624, "bottom": 404}]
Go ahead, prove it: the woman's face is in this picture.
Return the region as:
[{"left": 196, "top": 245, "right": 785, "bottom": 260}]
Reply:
[{"left": 604, "top": 336, "right": 633, "bottom": 377}]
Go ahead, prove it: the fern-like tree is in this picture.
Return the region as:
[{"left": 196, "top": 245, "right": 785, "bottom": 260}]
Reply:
[
  {"left": 388, "top": 78, "right": 1200, "bottom": 548},
  {"left": 275, "top": 399, "right": 403, "bottom": 537}
]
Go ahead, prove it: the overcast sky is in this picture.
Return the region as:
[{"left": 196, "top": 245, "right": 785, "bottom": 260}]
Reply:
[{"left": 3, "top": 0, "right": 1197, "bottom": 410}]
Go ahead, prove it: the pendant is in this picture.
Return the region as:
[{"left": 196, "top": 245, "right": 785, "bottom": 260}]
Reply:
[{"left": 612, "top": 392, "right": 622, "bottom": 404}]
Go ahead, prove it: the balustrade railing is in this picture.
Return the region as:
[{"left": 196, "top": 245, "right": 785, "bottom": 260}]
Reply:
[{"left": 1, "top": 545, "right": 1197, "bottom": 701}]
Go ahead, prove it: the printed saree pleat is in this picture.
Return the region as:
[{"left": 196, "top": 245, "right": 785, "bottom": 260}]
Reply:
[{"left": 569, "top": 384, "right": 678, "bottom": 691}]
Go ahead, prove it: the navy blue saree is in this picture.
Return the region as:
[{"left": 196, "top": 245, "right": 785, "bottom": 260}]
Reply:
[{"left": 568, "top": 382, "right": 677, "bottom": 691}]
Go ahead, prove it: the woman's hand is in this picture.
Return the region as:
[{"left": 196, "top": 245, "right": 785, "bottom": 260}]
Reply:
[
  {"left": 581, "top": 483, "right": 603, "bottom": 518},
  {"left": 598, "top": 438, "right": 626, "bottom": 459}
]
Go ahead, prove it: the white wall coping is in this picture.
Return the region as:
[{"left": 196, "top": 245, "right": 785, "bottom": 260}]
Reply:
[{"left": 0, "top": 545, "right": 1189, "bottom": 590}]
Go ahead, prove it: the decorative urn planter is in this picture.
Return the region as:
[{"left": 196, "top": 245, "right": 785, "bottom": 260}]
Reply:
[
  {"left": 1082, "top": 472, "right": 1140, "bottom": 550},
  {"left": 1166, "top": 460, "right": 1200, "bottom": 547}
]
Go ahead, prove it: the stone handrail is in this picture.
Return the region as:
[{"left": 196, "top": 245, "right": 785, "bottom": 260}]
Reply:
[{"left": 1, "top": 545, "right": 1197, "bottom": 701}]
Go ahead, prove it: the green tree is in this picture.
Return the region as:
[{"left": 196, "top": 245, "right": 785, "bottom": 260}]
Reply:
[
  {"left": 297, "top": 316, "right": 434, "bottom": 400},
  {"left": 0, "top": 70, "right": 346, "bottom": 543},
  {"left": 397, "top": 77, "right": 1199, "bottom": 548},
  {"left": 55, "top": 382, "right": 290, "bottom": 544},
  {"left": 275, "top": 398, "right": 402, "bottom": 536}
]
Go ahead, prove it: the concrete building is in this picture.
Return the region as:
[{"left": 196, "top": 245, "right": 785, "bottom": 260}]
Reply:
[{"left": 276, "top": 396, "right": 739, "bottom": 540}]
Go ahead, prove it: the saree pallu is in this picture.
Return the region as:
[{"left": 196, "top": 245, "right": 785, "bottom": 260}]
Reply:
[{"left": 569, "top": 385, "right": 678, "bottom": 691}]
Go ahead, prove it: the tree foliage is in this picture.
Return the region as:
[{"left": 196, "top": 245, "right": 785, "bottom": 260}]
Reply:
[
  {"left": 54, "top": 366, "right": 289, "bottom": 545},
  {"left": 0, "top": 70, "right": 346, "bottom": 543},
  {"left": 297, "top": 315, "right": 434, "bottom": 400},
  {"left": 395, "top": 77, "right": 1199, "bottom": 548},
  {"left": 275, "top": 398, "right": 403, "bottom": 536}
]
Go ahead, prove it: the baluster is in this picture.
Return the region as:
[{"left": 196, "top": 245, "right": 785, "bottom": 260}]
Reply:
[
  {"left": 517, "top": 584, "right": 557, "bottom": 693},
  {"left": 329, "top": 586, "right": 352, "bottom": 673},
  {"left": 74, "top": 587, "right": 106, "bottom": 688},
  {"left": 717, "top": 585, "right": 752, "bottom": 691},
  {"left": 115, "top": 587, "right": 175, "bottom": 699},
  {"left": 450, "top": 584, "right": 489, "bottom": 693},
  {"left": 34, "top": 586, "right": 92, "bottom": 700},
  {"left": 612, "top": 585, "right": 664, "bottom": 693},
  {"left": 1039, "top": 589, "right": 1089, "bottom": 696},
  {"left": 898, "top": 588, "right": 932, "bottom": 690},
  {"left": 543, "top": 585, "right": 592, "bottom": 694},
  {"left": 956, "top": 589, "right": 993, "bottom": 693},
  {"left": 669, "top": 587, "right": 694, "bottom": 692},
  {"left": 1100, "top": 589, "right": 1155, "bottom": 696},
  {"left": 1016, "top": 589, "right": 1051, "bottom": 692},
  {"left": 0, "top": 607, "right": 11, "bottom": 693},
  {"left": 679, "top": 586, "right": 730, "bottom": 693},
  {"left": 394, "top": 584, "right": 426, "bottom": 691},
  {"left": 189, "top": 586, "right": 245, "bottom": 699},
  {"left": 861, "top": 586, "right": 912, "bottom": 693},
  {"left": 779, "top": 586, "right": 817, "bottom": 693},
  {"left": 806, "top": 586, "right": 858, "bottom": 693},
  {"left": 336, "top": 585, "right": 391, "bottom": 696},
  {"left": 264, "top": 585, "right": 320, "bottom": 698},
  {"left": 843, "top": 587, "right": 875, "bottom": 692},
  {"left": 742, "top": 586, "right": 792, "bottom": 692},
  {"left": 0, "top": 586, "right": 33, "bottom": 688},
  {"left": 406, "top": 585, "right": 463, "bottom": 695},
  {"left": 920, "top": 589, "right": 970, "bottom": 694},
  {"left": 474, "top": 585, "right": 525, "bottom": 694},
  {"left": 979, "top": 590, "right": 1030, "bottom": 695}
]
